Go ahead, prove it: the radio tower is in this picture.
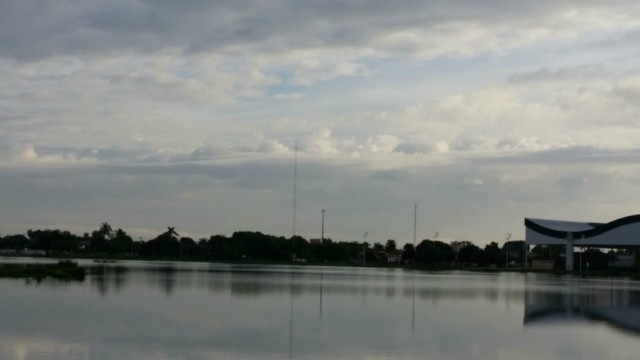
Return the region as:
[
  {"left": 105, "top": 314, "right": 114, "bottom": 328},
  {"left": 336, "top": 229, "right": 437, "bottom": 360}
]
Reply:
[
  {"left": 413, "top": 202, "right": 417, "bottom": 247},
  {"left": 292, "top": 141, "right": 298, "bottom": 238}
]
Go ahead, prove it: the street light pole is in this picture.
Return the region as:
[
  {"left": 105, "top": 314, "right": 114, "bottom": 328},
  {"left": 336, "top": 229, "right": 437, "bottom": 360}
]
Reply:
[
  {"left": 505, "top": 233, "right": 511, "bottom": 269},
  {"left": 505, "top": 243, "right": 508, "bottom": 269}
]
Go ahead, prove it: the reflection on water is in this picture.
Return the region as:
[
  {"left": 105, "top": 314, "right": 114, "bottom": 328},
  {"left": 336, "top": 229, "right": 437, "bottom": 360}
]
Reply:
[
  {"left": 90, "top": 266, "right": 129, "bottom": 296},
  {"left": 525, "top": 276, "right": 640, "bottom": 335},
  {"left": 1, "top": 259, "right": 640, "bottom": 359}
]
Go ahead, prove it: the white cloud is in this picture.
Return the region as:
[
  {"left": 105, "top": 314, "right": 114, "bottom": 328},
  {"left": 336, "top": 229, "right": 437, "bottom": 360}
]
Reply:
[
  {"left": 291, "top": 59, "right": 369, "bottom": 85},
  {"left": 471, "top": 178, "right": 484, "bottom": 186},
  {"left": 10, "top": 143, "right": 38, "bottom": 162},
  {"left": 363, "top": 134, "right": 400, "bottom": 154},
  {"left": 273, "top": 92, "right": 303, "bottom": 100},
  {"left": 257, "top": 140, "right": 290, "bottom": 154}
]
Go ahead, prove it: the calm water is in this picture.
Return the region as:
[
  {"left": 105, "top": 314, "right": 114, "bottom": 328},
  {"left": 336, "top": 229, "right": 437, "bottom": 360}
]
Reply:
[{"left": 1, "top": 258, "right": 640, "bottom": 359}]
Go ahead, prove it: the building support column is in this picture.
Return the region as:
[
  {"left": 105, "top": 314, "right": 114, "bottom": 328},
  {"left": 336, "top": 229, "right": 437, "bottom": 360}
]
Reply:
[{"left": 565, "top": 233, "right": 574, "bottom": 272}]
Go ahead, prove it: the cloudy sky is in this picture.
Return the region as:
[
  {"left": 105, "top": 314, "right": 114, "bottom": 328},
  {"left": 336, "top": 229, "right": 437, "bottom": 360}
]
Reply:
[{"left": 2, "top": 0, "right": 640, "bottom": 244}]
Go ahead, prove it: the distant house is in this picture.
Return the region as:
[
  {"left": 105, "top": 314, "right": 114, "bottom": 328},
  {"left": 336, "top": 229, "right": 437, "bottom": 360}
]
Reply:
[
  {"left": 386, "top": 251, "right": 403, "bottom": 264},
  {"left": 78, "top": 239, "right": 90, "bottom": 250},
  {"left": 309, "top": 238, "right": 321, "bottom": 245}
]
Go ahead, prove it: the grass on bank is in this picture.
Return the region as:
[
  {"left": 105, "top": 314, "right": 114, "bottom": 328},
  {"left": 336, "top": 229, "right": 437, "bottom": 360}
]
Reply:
[{"left": 0, "top": 260, "right": 86, "bottom": 281}]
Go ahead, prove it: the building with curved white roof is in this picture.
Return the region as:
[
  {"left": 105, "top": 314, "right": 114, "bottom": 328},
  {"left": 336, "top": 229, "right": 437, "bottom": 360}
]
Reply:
[{"left": 525, "top": 215, "right": 640, "bottom": 271}]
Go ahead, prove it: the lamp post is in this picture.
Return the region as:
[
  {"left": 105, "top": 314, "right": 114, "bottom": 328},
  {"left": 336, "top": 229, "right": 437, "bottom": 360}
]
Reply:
[{"left": 505, "top": 233, "right": 511, "bottom": 269}]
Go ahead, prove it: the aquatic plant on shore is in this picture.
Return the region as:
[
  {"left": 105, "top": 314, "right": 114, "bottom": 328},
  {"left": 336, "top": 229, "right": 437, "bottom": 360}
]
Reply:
[{"left": 0, "top": 260, "right": 85, "bottom": 281}]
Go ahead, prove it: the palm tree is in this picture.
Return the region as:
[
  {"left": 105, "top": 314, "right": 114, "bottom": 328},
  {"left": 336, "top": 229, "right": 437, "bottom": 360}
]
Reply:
[
  {"left": 91, "top": 222, "right": 114, "bottom": 253},
  {"left": 164, "top": 226, "right": 179, "bottom": 239},
  {"left": 98, "top": 222, "right": 114, "bottom": 240}
]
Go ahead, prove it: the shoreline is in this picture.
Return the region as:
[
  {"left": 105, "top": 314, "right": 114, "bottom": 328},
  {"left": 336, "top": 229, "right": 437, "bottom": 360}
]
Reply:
[{"left": 2, "top": 254, "right": 640, "bottom": 279}]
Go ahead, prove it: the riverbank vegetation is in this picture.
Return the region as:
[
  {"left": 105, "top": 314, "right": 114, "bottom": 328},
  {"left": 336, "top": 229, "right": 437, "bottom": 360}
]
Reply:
[
  {"left": 0, "top": 260, "right": 85, "bottom": 281},
  {"left": 0, "top": 223, "right": 624, "bottom": 271}
]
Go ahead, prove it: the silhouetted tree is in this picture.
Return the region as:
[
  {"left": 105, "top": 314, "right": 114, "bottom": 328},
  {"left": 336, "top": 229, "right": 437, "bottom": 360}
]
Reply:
[
  {"left": 482, "top": 242, "right": 502, "bottom": 266},
  {"left": 179, "top": 237, "right": 201, "bottom": 257},
  {"left": 458, "top": 243, "right": 482, "bottom": 265},
  {"left": 139, "top": 227, "right": 180, "bottom": 257},
  {"left": 415, "top": 239, "right": 454, "bottom": 266},
  {"left": 106, "top": 228, "right": 133, "bottom": 254},
  {"left": 99, "top": 222, "right": 114, "bottom": 239},
  {"left": 91, "top": 222, "right": 115, "bottom": 252},
  {"left": 385, "top": 240, "right": 397, "bottom": 252},
  {"left": 26, "top": 229, "right": 79, "bottom": 252},
  {"left": 402, "top": 243, "right": 416, "bottom": 261},
  {"left": 0, "top": 234, "right": 28, "bottom": 250}
]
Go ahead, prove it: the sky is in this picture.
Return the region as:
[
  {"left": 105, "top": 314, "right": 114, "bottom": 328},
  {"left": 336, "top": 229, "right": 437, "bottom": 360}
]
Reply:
[{"left": 2, "top": 1, "right": 640, "bottom": 245}]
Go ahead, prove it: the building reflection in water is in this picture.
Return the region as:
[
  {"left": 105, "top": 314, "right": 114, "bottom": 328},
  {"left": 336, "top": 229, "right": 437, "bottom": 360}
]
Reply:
[{"left": 524, "top": 276, "right": 640, "bottom": 335}]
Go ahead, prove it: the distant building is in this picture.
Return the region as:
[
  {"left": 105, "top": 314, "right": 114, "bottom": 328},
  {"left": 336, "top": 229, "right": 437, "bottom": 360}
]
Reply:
[
  {"left": 525, "top": 215, "right": 640, "bottom": 271},
  {"left": 310, "top": 238, "right": 321, "bottom": 245},
  {"left": 385, "top": 251, "right": 403, "bottom": 264}
]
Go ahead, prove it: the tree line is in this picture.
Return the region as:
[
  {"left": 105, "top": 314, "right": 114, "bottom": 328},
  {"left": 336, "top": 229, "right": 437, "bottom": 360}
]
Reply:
[{"left": 0, "top": 223, "right": 531, "bottom": 267}]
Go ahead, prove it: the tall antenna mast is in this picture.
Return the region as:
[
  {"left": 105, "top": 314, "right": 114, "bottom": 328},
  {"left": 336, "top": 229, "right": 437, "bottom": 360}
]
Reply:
[
  {"left": 413, "top": 202, "right": 417, "bottom": 247},
  {"left": 292, "top": 140, "right": 298, "bottom": 238},
  {"left": 321, "top": 209, "right": 325, "bottom": 241}
]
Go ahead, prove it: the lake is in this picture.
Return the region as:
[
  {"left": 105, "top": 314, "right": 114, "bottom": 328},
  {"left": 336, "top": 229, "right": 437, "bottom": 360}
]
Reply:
[{"left": 1, "top": 258, "right": 639, "bottom": 359}]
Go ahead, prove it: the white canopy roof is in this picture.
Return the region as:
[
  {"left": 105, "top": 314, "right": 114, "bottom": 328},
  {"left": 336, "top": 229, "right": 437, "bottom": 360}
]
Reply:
[
  {"left": 526, "top": 218, "right": 595, "bottom": 232},
  {"left": 525, "top": 215, "right": 640, "bottom": 246}
]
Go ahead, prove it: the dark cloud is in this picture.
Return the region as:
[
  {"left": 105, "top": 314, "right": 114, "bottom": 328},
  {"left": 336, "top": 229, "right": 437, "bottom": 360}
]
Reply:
[
  {"left": 0, "top": 0, "right": 620, "bottom": 60},
  {"left": 470, "top": 146, "right": 640, "bottom": 166},
  {"left": 507, "top": 64, "right": 608, "bottom": 83}
]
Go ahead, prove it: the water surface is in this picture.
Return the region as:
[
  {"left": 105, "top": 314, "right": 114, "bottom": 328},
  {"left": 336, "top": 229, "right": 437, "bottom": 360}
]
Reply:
[{"left": 1, "top": 258, "right": 639, "bottom": 359}]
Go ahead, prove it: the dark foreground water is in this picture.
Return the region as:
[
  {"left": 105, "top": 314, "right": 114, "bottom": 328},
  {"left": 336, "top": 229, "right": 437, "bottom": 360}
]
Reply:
[{"left": 1, "top": 258, "right": 640, "bottom": 359}]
